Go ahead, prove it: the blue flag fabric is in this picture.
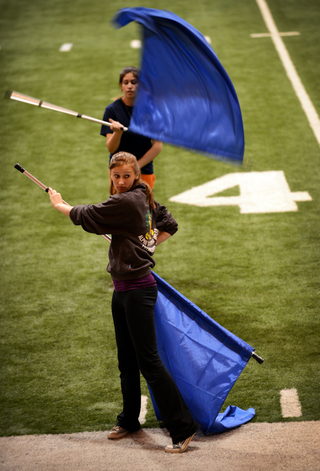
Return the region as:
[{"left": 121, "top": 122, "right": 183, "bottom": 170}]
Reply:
[
  {"left": 113, "top": 8, "right": 245, "bottom": 164},
  {"left": 152, "top": 271, "right": 255, "bottom": 434}
]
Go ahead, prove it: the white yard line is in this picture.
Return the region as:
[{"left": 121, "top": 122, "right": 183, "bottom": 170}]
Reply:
[
  {"left": 255, "top": 0, "right": 320, "bottom": 147},
  {"left": 280, "top": 388, "right": 302, "bottom": 418}
]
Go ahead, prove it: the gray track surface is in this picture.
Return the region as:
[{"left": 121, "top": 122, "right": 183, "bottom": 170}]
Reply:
[{"left": 1, "top": 421, "right": 319, "bottom": 471}]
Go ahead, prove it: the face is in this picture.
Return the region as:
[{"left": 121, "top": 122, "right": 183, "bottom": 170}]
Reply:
[
  {"left": 121, "top": 73, "right": 138, "bottom": 100},
  {"left": 110, "top": 164, "right": 139, "bottom": 193}
]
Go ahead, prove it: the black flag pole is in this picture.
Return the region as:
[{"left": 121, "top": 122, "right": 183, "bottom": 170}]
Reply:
[
  {"left": 14, "top": 163, "right": 263, "bottom": 364},
  {"left": 251, "top": 352, "right": 264, "bottom": 364},
  {"left": 6, "top": 91, "right": 128, "bottom": 131}
]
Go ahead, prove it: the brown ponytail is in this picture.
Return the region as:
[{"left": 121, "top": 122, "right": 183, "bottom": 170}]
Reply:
[{"left": 109, "top": 152, "right": 155, "bottom": 210}]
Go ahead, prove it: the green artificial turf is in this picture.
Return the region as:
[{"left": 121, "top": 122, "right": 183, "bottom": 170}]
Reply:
[{"left": 1, "top": 0, "right": 319, "bottom": 436}]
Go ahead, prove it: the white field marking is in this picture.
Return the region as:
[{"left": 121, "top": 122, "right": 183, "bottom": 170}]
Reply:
[
  {"left": 138, "top": 395, "right": 148, "bottom": 424},
  {"left": 251, "top": 32, "right": 300, "bottom": 38},
  {"left": 280, "top": 388, "right": 302, "bottom": 418},
  {"left": 204, "top": 36, "right": 211, "bottom": 44},
  {"left": 59, "top": 43, "right": 73, "bottom": 52},
  {"left": 169, "top": 171, "right": 311, "bottom": 214},
  {"left": 130, "top": 39, "right": 141, "bottom": 49},
  {"left": 255, "top": 0, "right": 320, "bottom": 147}
]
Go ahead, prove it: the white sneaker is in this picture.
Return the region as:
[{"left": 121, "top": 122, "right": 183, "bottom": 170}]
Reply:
[{"left": 165, "top": 431, "right": 197, "bottom": 453}]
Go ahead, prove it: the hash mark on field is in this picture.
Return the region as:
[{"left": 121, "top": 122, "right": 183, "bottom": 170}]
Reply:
[
  {"left": 280, "top": 388, "right": 302, "bottom": 417},
  {"left": 59, "top": 43, "right": 73, "bottom": 52},
  {"left": 251, "top": 32, "right": 300, "bottom": 38},
  {"left": 130, "top": 39, "right": 141, "bottom": 49},
  {"left": 138, "top": 395, "right": 148, "bottom": 424}
]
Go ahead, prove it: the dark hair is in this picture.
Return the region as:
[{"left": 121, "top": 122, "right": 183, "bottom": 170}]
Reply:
[
  {"left": 109, "top": 152, "right": 155, "bottom": 210},
  {"left": 119, "top": 66, "right": 140, "bottom": 84}
]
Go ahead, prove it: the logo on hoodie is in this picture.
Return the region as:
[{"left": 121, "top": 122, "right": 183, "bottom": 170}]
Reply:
[{"left": 138, "top": 210, "right": 158, "bottom": 255}]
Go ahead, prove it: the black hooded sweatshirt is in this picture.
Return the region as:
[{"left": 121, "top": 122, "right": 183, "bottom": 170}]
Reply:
[{"left": 69, "top": 183, "right": 178, "bottom": 281}]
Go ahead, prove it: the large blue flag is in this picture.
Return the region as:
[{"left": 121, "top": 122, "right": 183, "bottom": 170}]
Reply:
[
  {"left": 152, "top": 271, "right": 255, "bottom": 434},
  {"left": 113, "top": 8, "right": 245, "bottom": 164}
]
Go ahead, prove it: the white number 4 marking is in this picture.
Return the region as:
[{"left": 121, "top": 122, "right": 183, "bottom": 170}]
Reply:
[{"left": 169, "top": 171, "right": 312, "bottom": 214}]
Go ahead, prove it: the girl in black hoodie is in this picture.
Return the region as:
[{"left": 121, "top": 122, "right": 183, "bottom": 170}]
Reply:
[{"left": 48, "top": 152, "right": 199, "bottom": 453}]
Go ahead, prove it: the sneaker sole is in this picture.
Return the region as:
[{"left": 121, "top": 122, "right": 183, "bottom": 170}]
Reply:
[{"left": 165, "top": 431, "right": 196, "bottom": 454}]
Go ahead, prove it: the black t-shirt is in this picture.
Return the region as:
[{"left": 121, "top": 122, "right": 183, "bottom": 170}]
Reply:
[{"left": 100, "top": 98, "right": 154, "bottom": 175}]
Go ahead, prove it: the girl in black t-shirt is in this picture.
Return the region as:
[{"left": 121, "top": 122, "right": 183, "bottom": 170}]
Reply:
[{"left": 100, "top": 67, "right": 162, "bottom": 190}]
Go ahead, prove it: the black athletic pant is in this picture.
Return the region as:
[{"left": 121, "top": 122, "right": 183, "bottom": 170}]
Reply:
[{"left": 111, "top": 286, "right": 199, "bottom": 443}]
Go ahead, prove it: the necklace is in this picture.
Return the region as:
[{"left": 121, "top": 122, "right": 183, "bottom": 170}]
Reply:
[
  {"left": 124, "top": 104, "right": 133, "bottom": 119},
  {"left": 122, "top": 99, "right": 133, "bottom": 119}
]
